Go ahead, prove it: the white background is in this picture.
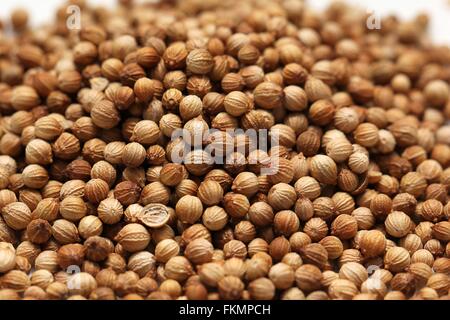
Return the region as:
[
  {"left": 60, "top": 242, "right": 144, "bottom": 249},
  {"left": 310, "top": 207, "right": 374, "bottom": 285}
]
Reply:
[{"left": 0, "top": 0, "right": 450, "bottom": 44}]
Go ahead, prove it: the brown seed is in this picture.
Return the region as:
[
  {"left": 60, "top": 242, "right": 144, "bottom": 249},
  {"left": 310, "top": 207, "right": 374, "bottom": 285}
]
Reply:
[
  {"left": 185, "top": 238, "right": 214, "bottom": 265},
  {"left": 179, "top": 95, "right": 203, "bottom": 120},
  {"left": 274, "top": 210, "right": 300, "bottom": 237},
  {"left": 253, "top": 82, "right": 283, "bottom": 110},
  {"left": 300, "top": 243, "right": 328, "bottom": 268},
  {"left": 268, "top": 183, "right": 297, "bottom": 211},
  {"left": 84, "top": 179, "right": 109, "bottom": 204},
  {"left": 339, "top": 262, "right": 368, "bottom": 287},
  {"left": 60, "top": 196, "right": 87, "bottom": 222},
  {"left": 218, "top": 276, "right": 244, "bottom": 300},
  {"left": 224, "top": 240, "right": 248, "bottom": 260},
  {"left": 2, "top": 202, "right": 32, "bottom": 230},
  {"left": 97, "top": 198, "right": 123, "bottom": 225},
  {"left": 176, "top": 195, "right": 203, "bottom": 224},
  {"left": 197, "top": 180, "right": 224, "bottom": 206},
  {"left": 310, "top": 155, "right": 337, "bottom": 185},
  {"left": 309, "top": 100, "right": 335, "bottom": 126},
  {"left": 114, "top": 181, "right": 141, "bottom": 206},
  {"left": 57, "top": 244, "right": 85, "bottom": 269},
  {"left": 34, "top": 116, "right": 63, "bottom": 141},
  {"left": 319, "top": 236, "right": 344, "bottom": 260},
  {"left": 384, "top": 247, "right": 411, "bottom": 273},
  {"left": 248, "top": 277, "right": 276, "bottom": 300},
  {"left": 385, "top": 211, "right": 412, "bottom": 238},
  {"left": 328, "top": 279, "right": 359, "bottom": 300},
  {"left": 303, "top": 218, "right": 329, "bottom": 242},
  {"left": 296, "top": 130, "right": 321, "bottom": 157},
  {"left": 139, "top": 203, "right": 170, "bottom": 228},
  {"left": 165, "top": 256, "right": 193, "bottom": 282},
  {"left": 426, "top": 273, "right": 450, "bottom": 296},
  {"left": 354, "top": 123, "right": 379, "bottom": 147},
  {"left": 432, "top": 221, "right": 450, "bottom": 241},
  {"left": 114, "top": 223, "right": 150, "bottom": 252},
  {"left": 186, "top": 49, "right": 214, "bottom": 75},
  {"left": 26, "top": 219, "right": 52, "bottom": 244},
  {"left": 11, "top": 86, "right": 40, "bottom": 111},
  {"left": 224, "top": 192, "right": 250, "bottom": 220},
  {"left": 295, "top": 264, "right": 323, "bottom": 292},
  {"left": 421, "top": 199, "right": 444, "bottom": 222},
  {"left": 122, "top": 143, "right": 146, "bottom": 168},
  {"left": 359, "top": 230, "right": 386, "bottom": 258},
  {"left": 331, "top": 214, "right": 358, "bottom": 240},
  {"left": 400, "top": 172, "right": 427, "bottom": 197},
  {"left": 136, "top": 47, "right": 160, "bottom": 68},
  {"left": 326, "top": 138, "right": 353, "bottom": 163},
  {"left": 305, "top": 77, "right": 332, "bottom": 102}
]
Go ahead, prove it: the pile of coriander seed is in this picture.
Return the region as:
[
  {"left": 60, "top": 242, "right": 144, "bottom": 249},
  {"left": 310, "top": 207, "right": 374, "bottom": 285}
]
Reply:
[{"left": 0, "top": 0, "right": 449, "bottom": 300}]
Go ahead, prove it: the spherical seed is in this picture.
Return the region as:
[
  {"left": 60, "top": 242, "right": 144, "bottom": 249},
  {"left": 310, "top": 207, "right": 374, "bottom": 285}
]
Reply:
[
  {"left": 25, "top": 139, "right": 53, "bottom": 165},
  {"left": 295, "top": 264, "right": 323, "bottom": 292},
  {"left": 421, "top": 199, "right": 444, "bottom": 222},
  {"left": 300, "top": 243, "right": 328, "bottom": 268},
  {"left": 179, "top": 95, "right": 203, "bottom": 120},
  {"left": 91, "top": 100, "right": 120, "bottom": 129},
  {"left": 165, "top": 256, "right": 193, "bottom": 282},
  {"left": 400, "top": 172, "right": 427, "bottom": 198},
  {"left": 309, "top": 99, "right": 335, "bottom": 126},
  {"left": 331, "top": 214, "right": 358, "bottom": 240},
  {"left": 130, "top": 120, "right": 160, "bottom": 145},
  {"left": 253, "top": 82, "right": 283, "bottom": 110},
  {"left": 222, "top": 192, "right": 250, "bottom": 220},
  {"left": 334, "top": 107, "right": 359, "bottom": 133},
  {"left": 0, "top": 247, "right": 16, "bottom": 273},
  {"left": 114, "top": 224, "right": 150, "bottom": 252},
  {"left": 268, "top": 183, "right": 297, "bottom": 211},
  {"left": 0, "top": 0, "right": 449, "bottom": 302},
  {"left": 348, "top": 152, "right": 369, "bottom": 174},
  {"left": 185, "top": 238, "right": 214, "bottom": 265},
  {"left": 274, "top": 210, "right": 300, "bottom": 237},
  {"left": 319, "top": 236, "right": 344, "bottom": 260},
  {"left": 200, "top": 206, "right": 227, "bottom": 232},
  {"left": 359, "top": 230, "right": 386, "bottom": 258},
  {"left": 155, "top": 239, "right": 180, "bottom": 263},
  {"left": 354, "top": 123, "right": 379, "bottom": 147},
  {"left": 22, "top": 164, "right": 49, "bottom": 189},
  {"left": 140, "top": 203, "right": 170, "bottom": 228},
  {"left": 218, "top": 276, "right": 244, "bottom": 300},
  {"left": 97, "top": 198, "right": 123, "bottom": 225},
  {"left": 248, "top": 277, "right": 276, "bottom": 300},
  {"left": 224, "top": 91, "right": 252, "bottom": 117},
  {"left": 122, "top": 143, "right": 146, "bottom": 168},
  {"left": 176, "top": 195, "right": 203, "bottom": 224},
  {"left": 2, "top": 202, "right": 32, "bottom": 230},
  {"left": 339, "top": 262, "right": 368, "bottom": 287},
  {"left": 60, "top": 196, "right": 87, "bottom": 222},
  {"left": 303, "top": 218, "right": 328, "bottom": 242},
  {"left": 186, "top": 49, "right": 214, "bottom": 75},
  {"left": 198, "top": 180, "right": 224, "bottom": 206},
  {"left": 385, "top": 211, "right": 412, "bottom": 238},
  {"left": 326, "top": 138, "right": 353, "bottom": 163},
  {"left": 310, "top": 155, "right": 337, "bottom": 185},
  {"left": 328, "top": 279, "right": 359, "bottom": 300},
  {"left": 384, "top": 247, "right": 411, "bottom": 273}
]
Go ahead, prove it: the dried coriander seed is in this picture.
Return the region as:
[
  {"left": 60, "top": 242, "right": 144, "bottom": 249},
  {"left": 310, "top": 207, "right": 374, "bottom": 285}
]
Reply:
[{"left": 0, "top": 0, "right": 448, "bottom": 302}]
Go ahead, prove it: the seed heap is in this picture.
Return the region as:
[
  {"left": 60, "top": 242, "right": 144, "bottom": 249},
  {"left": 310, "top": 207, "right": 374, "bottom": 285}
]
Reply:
[{"left": 0, "top": 0, "right": 449, "bottom": 301}]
